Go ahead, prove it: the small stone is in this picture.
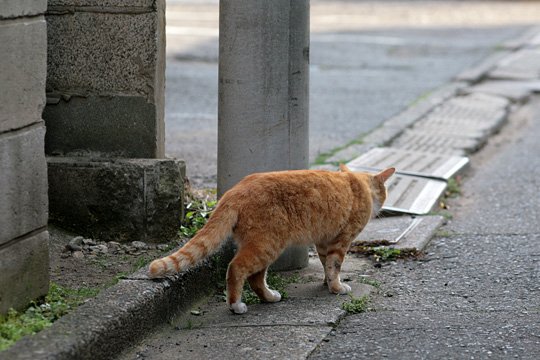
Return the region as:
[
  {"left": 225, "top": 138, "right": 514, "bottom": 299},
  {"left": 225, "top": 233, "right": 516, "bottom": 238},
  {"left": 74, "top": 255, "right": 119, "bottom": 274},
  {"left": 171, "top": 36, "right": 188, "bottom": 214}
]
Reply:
[
  {"left": 83, "top": 238, "right": 97, "bottom": 246},
  {"left": 123, "top": 246, "right": 138, "bottom": 254},
  {"left": 107, "top": 241, "right": 121, "bottom": 253},
  {"left": 69, "top": 236, "right": 84, "bottom": 246},
  {"left": 65, "top": 243, "right": 82, "bottom": 252},
  {"left": 60, "top": 253, "right": 71, "bottom": 259},
  {"left": 132, "top": 241, "right": 148, "bottom": 250},
  {"left": 72, "top": 251, "right": 84, "bottom": 259},
  {"left": 157, "top": 244, "right": 169, "bottom": 251},
  {"left": 89, "top": 244, "right": 108, "bottom": 254}
]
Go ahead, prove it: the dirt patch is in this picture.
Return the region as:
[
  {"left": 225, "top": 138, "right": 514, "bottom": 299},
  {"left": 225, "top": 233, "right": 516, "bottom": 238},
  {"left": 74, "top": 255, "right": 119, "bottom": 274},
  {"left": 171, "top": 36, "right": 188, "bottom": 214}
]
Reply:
[
  {"left": 48, "top": 225, "right": 184, "bottom": 291},
  {"left": 48, "top": 186, "right": 217, "bottom": 293}
]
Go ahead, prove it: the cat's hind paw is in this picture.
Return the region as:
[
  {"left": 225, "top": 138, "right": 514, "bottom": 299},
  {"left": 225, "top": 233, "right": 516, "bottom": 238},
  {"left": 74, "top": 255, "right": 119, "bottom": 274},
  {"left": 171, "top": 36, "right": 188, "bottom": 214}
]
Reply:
[
  {"left": 230, "top": 301, "right": 248, "bottom": 314},
  {"left": 266, "top": 289, "right": 281, "bottom": 303}
]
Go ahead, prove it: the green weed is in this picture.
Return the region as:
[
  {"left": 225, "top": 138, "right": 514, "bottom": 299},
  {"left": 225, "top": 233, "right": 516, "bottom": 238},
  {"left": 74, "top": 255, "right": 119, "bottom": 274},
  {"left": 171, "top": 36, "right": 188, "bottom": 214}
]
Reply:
[
  {"left": 358, "top": 277, "right": 381, "bottom": 288},
  {"left": 373, "top": 247, "right": 402, "bottom": 261},
  {"left": 445, "top": 178, "right": 462, "bottom": 198},
  {"left": 0, "top": 283, "right": 99, "bottom": 351},
  {"left": 180, "top": 198, "right": 217, "bottom": 237},
  {"left": 342, "top": 295, "right": 370, "bottom": 314},
  {"left": 132, "top": 255, "right": 152, "bottom": 271}
]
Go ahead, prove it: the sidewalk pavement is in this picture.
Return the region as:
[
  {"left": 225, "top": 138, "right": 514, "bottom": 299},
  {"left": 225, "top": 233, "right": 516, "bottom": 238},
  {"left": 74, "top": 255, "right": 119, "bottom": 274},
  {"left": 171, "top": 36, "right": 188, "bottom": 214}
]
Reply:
[{"left": 4, "top": 26, "right": 540, "bottom": 360}]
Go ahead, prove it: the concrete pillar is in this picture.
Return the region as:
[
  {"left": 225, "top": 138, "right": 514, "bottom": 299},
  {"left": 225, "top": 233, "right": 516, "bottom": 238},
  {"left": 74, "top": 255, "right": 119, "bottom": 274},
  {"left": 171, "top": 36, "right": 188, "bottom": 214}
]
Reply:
[
  {"left": 0, "top": 0, "right": 49, "bottom": 314},
  {"left": 218, "top": 0, "right": 310, "bottom": 270}
]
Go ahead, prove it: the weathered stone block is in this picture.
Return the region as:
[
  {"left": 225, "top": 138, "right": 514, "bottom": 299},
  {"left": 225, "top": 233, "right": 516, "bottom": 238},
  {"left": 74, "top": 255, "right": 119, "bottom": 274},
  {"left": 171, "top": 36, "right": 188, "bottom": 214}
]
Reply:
[
  {"left": 0, "top": 0, "right": 46, "bottom": 19},
  {"left": 48, "top": 157, "right": 185, "bottom": 243},
  {"left": 0, "top": 231, "right": 50, "bottom": 314},
  {"left": 0, "top": 124, "right": 48, "bottom": 245},
  {"left": 45, "top": 7, "right": 161, "bottom": 99},
  {"left": 0, "top": 18, "right": 47, "bottom": 132},
  {"left": 43, "top": 96, "right": 160, "bottom": 158},
  {"left": 44, "top": 0, "right": 166, "bottom": 157}
]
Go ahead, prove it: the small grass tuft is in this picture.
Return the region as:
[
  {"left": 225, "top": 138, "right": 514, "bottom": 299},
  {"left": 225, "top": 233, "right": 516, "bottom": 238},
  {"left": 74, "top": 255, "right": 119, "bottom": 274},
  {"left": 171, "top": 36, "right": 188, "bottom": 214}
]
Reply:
[
  {"left": 342, "top": 295, "right": 370, "bottom": 314},
  {"left": 180, "top": 196, "right": 217, "bottom": 238},
  {"left": 0, "top": 283, "right": 99, "bottom": 351},
  {"left": 358, "top": 276, "right": 381, "bottom": 288},
  {"left": 372, "top": 247, "right": 402, "bottom": 262},
  {"left": 445, "top": 177, "right": 462, "bottom": 198}
]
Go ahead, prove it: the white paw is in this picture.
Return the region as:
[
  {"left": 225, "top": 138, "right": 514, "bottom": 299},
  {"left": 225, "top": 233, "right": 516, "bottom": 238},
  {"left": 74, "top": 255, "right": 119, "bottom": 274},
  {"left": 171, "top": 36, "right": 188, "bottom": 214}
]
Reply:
[
  {"left": 230, "top": 301, "right": 248, "bottom": 314},
  {"left": 330, "top": 282, "right": 352, "bottom": 295},
  {"left": 267, "top": 289, "right": 281, "bottom": 303},
  {"left": 339, "top": 283, "right": 352, "bottom": 294}
]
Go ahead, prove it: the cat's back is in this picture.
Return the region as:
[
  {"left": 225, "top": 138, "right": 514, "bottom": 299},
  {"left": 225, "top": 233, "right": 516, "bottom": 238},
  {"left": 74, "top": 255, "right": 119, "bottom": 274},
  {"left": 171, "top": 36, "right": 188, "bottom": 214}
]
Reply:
[{"left": 225, "top": 170, "right": 354, "bottom": 208}]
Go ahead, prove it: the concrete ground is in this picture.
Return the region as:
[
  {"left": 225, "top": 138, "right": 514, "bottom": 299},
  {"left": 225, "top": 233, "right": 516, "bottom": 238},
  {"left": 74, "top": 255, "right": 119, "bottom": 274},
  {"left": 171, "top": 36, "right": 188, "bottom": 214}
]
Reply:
[
  {"left": 111, "top": 98, "right": 540, "bottom": 359},
  {"left": 164, "top": 0, "right": 540, "bottom": 187},
  {"left": 308, "top": 99, "right": 540, "bottom": 359},
  {"left": 114, "top": 96, "right": 540, "bottom": 360}
]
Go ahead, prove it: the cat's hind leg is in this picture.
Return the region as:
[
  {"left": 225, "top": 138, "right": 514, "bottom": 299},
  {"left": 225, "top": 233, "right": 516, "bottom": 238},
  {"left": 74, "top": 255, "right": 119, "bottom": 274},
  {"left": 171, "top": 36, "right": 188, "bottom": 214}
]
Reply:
[
  {"left": 247, "top": 268, "right": 281, "bottom": 303},
  {"left": 226, "top": 243, "right": 279, "bottom": 314},
  {"left": 325, "top": 238, "right": 352, "bottom": 295},
  {"left": 315, "top": 244, "right": 329, "bottom": 285}
]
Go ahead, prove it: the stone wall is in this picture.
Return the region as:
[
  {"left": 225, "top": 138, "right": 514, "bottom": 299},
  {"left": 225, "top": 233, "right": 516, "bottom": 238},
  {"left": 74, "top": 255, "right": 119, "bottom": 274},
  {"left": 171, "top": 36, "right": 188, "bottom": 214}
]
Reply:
[{"left": 0, "top": 0, "right": 50, "bottom": 314}]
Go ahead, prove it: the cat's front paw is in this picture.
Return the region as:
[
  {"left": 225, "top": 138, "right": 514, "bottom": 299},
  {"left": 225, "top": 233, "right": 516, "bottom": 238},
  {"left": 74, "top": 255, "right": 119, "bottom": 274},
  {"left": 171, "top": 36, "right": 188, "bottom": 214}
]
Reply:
[
  {"left": 230, "top": 301, "right": 248, "bottom": 314},
  {"left": 330, "top": 282, "right": 352, "bottom": 295}
]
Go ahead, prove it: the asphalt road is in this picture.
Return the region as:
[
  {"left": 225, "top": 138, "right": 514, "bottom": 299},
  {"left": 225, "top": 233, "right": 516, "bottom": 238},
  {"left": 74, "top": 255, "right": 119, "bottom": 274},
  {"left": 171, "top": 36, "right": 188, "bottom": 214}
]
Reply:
[
  {"left": 164, "top": 0, "right": 538, "bottom": 188},
  {"left": 308, "top": 98, "right": 540, "bottom": 359}
]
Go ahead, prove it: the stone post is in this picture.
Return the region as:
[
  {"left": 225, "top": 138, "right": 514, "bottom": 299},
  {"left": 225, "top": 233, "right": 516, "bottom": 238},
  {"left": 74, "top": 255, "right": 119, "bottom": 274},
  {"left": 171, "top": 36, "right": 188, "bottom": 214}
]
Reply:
[
  {"left": 0, "top": 0, "right": 49, "bottom": 314},
  {"left": 218, "top": 0, "right": 310, "bottom": 270},
  {"left": 43, "top": 0, "right": 185, "bottom": 243}
]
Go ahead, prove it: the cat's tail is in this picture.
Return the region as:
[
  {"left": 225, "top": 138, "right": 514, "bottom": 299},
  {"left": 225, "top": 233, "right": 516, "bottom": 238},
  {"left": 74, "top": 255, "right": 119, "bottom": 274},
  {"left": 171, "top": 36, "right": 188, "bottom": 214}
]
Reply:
[{"left": 148, "top": 204, "right": 237, "bottom": 278}]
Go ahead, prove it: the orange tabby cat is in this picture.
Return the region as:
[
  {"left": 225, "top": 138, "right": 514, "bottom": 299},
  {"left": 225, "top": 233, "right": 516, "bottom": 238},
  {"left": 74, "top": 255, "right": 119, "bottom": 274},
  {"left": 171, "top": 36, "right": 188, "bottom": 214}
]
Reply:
[{"left": 149, "top": 165, "right": 395, "bottom": 314}]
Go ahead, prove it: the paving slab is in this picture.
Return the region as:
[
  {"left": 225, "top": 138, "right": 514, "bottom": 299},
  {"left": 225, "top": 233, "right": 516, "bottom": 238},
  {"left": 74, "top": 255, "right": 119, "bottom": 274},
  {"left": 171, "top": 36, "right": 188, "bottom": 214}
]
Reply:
[
  {"left": 381, "top": 173, "right": 447, "bottom": 215},
  {"left": 528, "top": 31, "right": 540, "bottom": 47},
  {"left": 118, "top": 256, "right": 374, "bottom": 360},
  {"left": 461, "top": 79, "right": 540, "bottom": 102},
  {"left": 125, "top": 325, "right": 330, "bottom": 360},
  {"left": 414, "top": 93, "right": 509, "bottom": 134},
  {"left": 354, "top": 215, "right": 445, "bottom": 252},
  {"left": 501, "top": 25, "right": 540, "bottom": 50},
  {"left": 390, "top": 129, "right": 479, "bottom": 156},
  {"left": 347, "top": 147, "right": 469, "bottom": 180},
  {"left": 454, "top": 50, "right": 512, "bottom": 83},
  {"left": 489, "top": 49, "right": 540, "bottom": 80}
]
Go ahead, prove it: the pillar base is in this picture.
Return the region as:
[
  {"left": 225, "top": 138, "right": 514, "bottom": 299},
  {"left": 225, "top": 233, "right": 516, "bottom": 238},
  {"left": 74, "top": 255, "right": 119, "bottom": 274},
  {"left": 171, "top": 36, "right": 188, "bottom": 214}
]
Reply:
[
  {"left": 270, "top": 245, "right": 310, "bottom": 271},
  {"left": 47, "top": 157, "right": 185, "bottom": 243}
]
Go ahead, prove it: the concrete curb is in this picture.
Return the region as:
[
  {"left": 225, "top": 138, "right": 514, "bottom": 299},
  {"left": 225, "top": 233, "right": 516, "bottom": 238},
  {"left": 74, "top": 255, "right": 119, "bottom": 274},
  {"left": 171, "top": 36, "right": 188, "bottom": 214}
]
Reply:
[
  {"left": 3, "top": 259, "right": 219, "bottom": 360},
  {"left": 319, "top": 81, "right": 468, "bottom": 166}
]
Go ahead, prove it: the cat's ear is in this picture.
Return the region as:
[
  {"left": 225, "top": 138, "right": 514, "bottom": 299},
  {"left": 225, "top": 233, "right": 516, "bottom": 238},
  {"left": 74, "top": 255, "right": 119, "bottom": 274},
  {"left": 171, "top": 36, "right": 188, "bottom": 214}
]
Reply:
[
  {"left": 374, "top": 167, "right": 395, "bottom": 183},
  {"left": 339, "top": 164, "right": 351, "bottom": 172}
]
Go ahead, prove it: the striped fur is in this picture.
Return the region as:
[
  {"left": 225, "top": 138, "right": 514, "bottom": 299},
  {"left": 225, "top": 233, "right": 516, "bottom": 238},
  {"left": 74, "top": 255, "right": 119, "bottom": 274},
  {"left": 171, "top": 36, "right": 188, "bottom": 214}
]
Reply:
[
  {"left": 148, "top": 203, "right": 237, "bottom": 277},
  {"left": 148, "top": 166, "right": 395, "bottom": 314}
]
